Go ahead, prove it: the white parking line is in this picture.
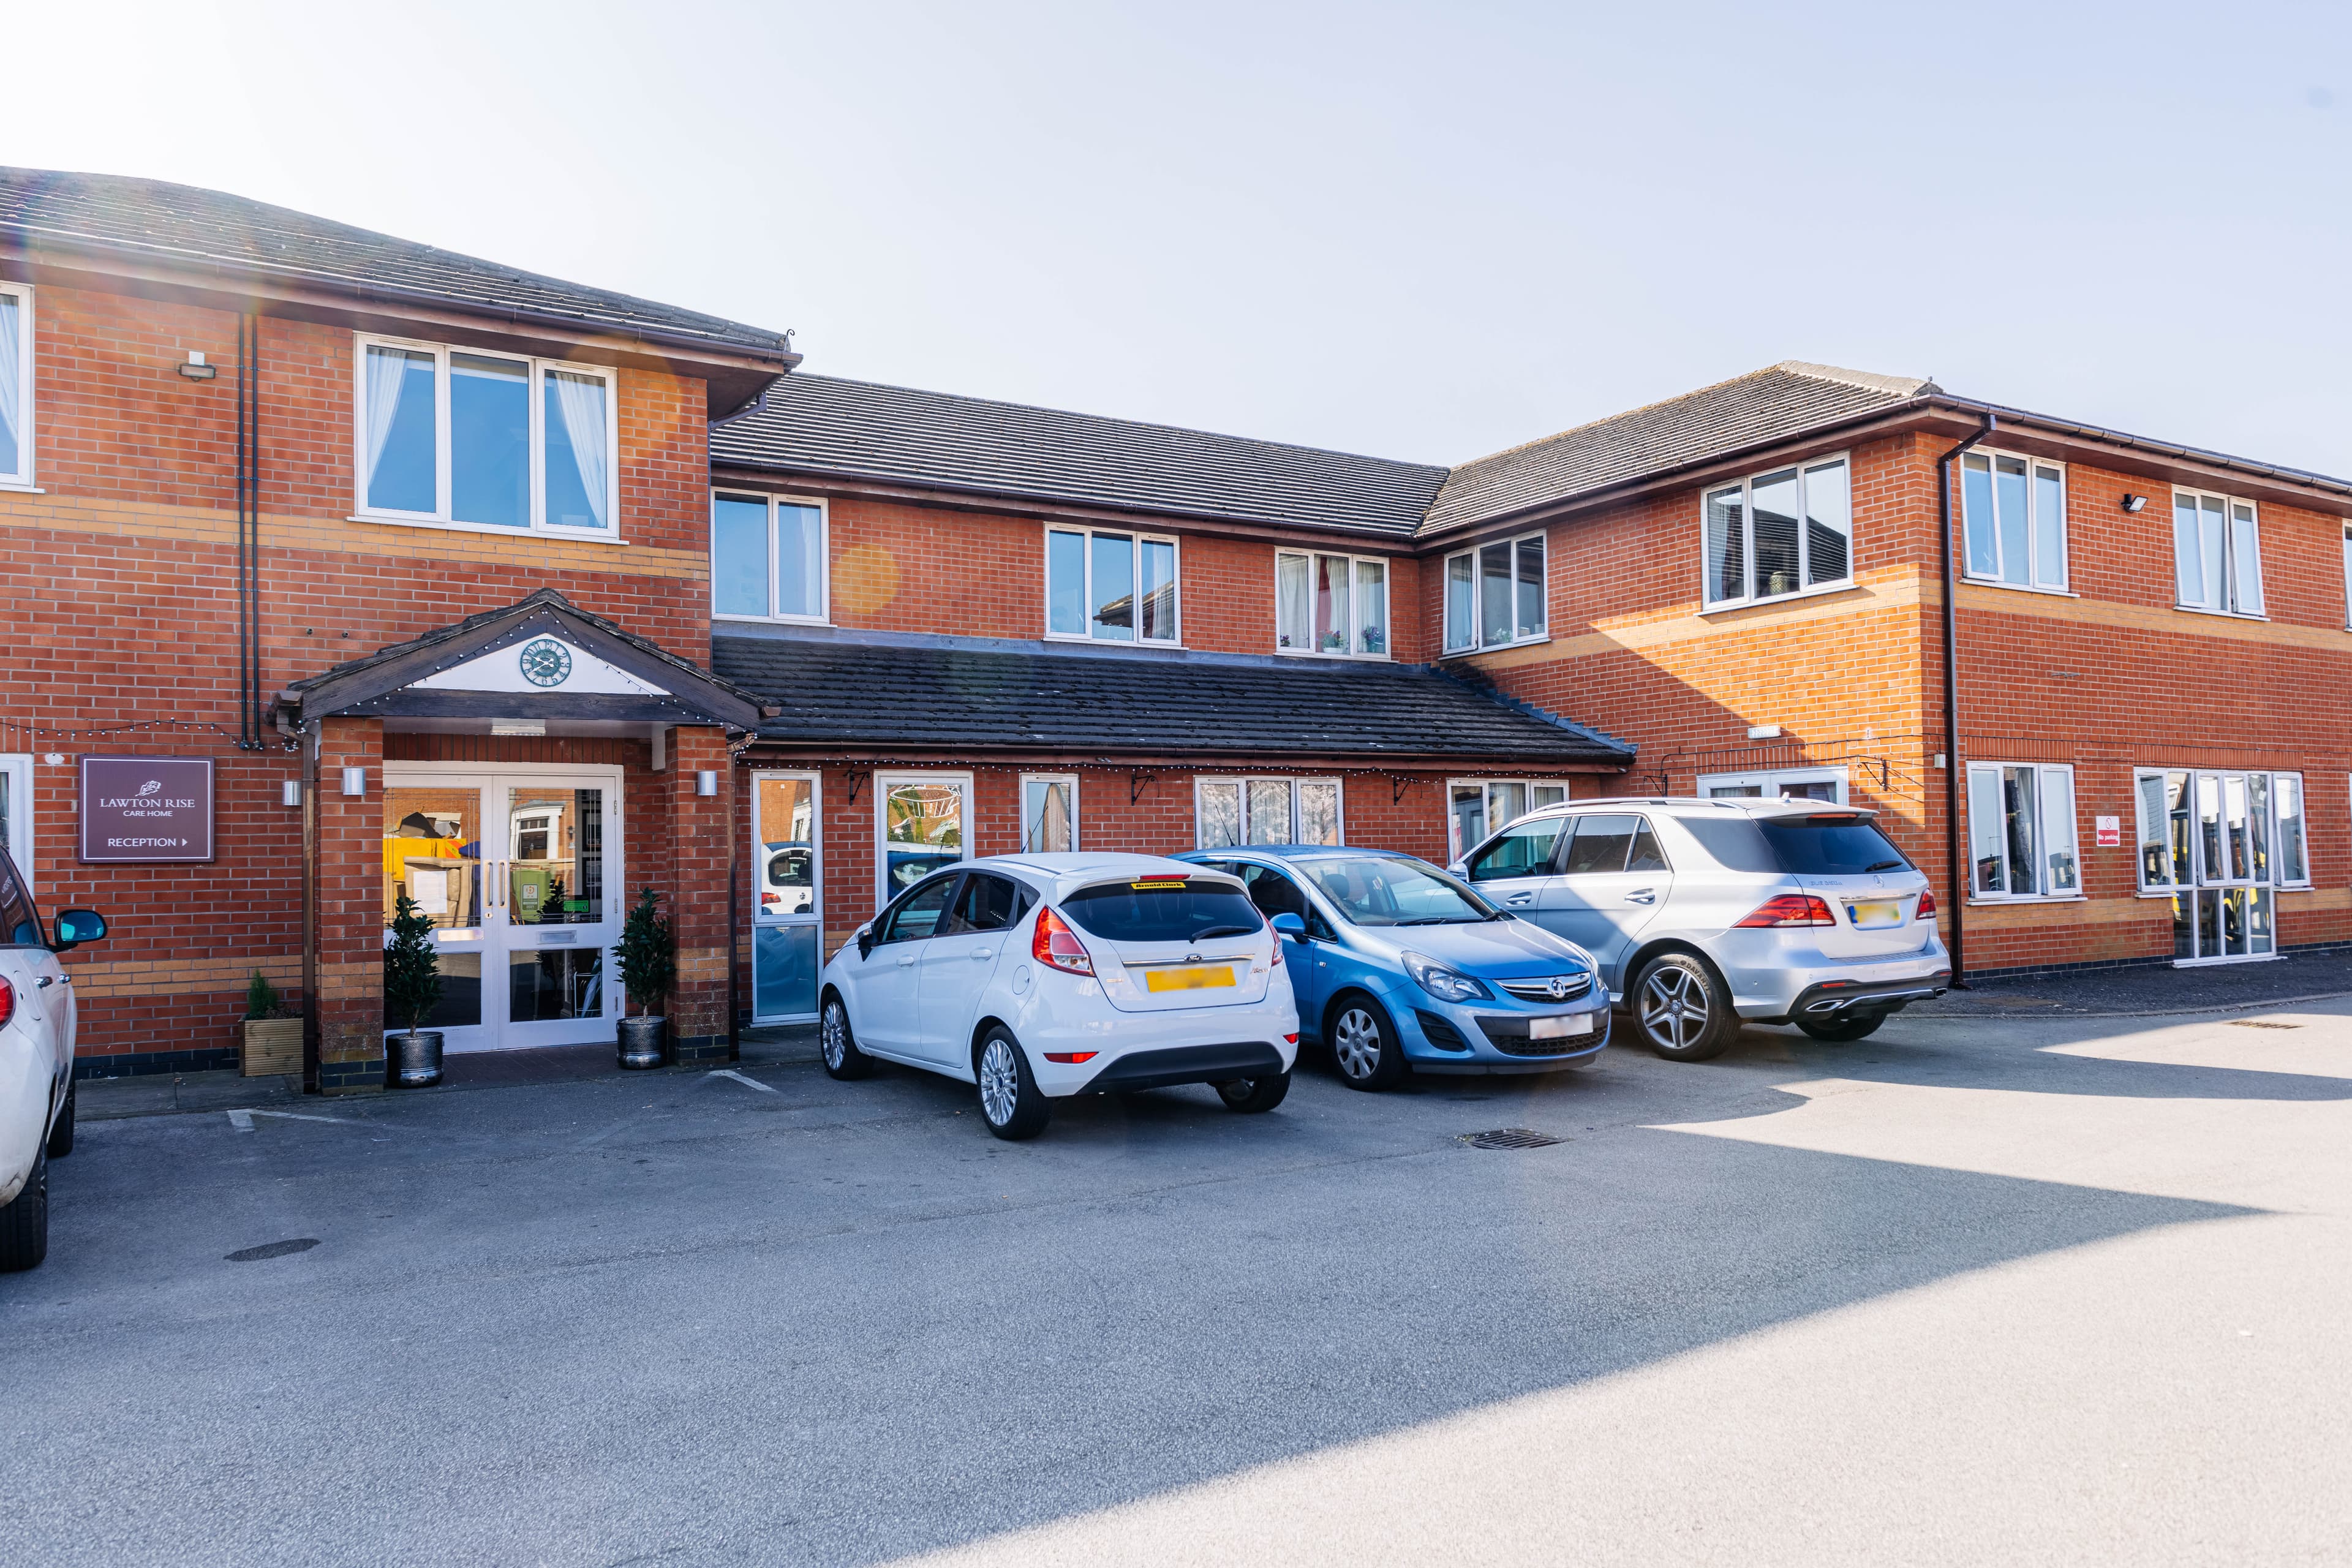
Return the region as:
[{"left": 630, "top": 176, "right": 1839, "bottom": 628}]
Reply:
[
  {"left": 709, "top": 1069, "right": 777, "bottom": 1094},
  {"left": 227, "top": 1108, "right": 367, "bottom": 1133},
  {"left": 226, "top": 1109, "right": 254, "bottom": 1133}
]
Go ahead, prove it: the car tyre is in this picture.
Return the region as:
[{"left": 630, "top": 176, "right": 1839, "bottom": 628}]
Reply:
[
  {"left": 819, "top": 993, "right": 875, "bottom": 1080},
  {"left": 1327, "top": 992, "right": 1406, "bottom": 1091},
  {"left": 1215, "top": 1072, "right": 1291, "bottom": 1114},
  {"left": 975, "top": 1027, "right": 1050, "bottom": 1140},
  {"left": 1630, "top": 952, "right": 1739, "bottom": 1062},
  {"left": 47, "top": 1081, "right": 75, "bottom": 1158},
  {"left": 0, "top": 1143, "right": 48, "bottom": 1273},
  {"left": 1795, "top": 1012, "right": 1885, "bottom": 1043}
]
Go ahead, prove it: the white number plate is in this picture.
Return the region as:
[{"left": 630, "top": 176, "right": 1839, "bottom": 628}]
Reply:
[{"left": 1529, "top": 1012, "right": 1596, "bottom": 1039}]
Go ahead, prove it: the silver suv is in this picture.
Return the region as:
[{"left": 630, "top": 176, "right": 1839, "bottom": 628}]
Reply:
[{"left": 1449, "top": 797, "right": 1949, "bottom": 1060}]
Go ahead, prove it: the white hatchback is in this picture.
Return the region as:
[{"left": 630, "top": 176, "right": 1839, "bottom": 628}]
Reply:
[
  {"left": 1, "top": 846, "right": 107, "bottom": 1272},
  {"left": 817, "top": 854, "right": 1300, "bottom": 1139}
]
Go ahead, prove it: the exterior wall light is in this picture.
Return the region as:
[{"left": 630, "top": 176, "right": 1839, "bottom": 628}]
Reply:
[
  {"left": 341, "top": 766, "right": 366, "bottom": 797},
  {"left": 178, "top": 350, "right": 217, "bottom": 381},
  {"left": 696, "top": 770, "right": 718, "bottom": 797},
  {"left": 2121, "top": 494, "right": 2147, "bottom": 513},
  {"left": 282, "top": 780, "right": 303, "bottom": 807}
]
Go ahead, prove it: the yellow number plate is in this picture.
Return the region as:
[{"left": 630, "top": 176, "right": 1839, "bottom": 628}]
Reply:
[
  {"left": 1849, "top": 899, "right": 1903, "bottom": 929},
  {"left": 1145, "top": 965, "right": 1235, "bottom": 993}
]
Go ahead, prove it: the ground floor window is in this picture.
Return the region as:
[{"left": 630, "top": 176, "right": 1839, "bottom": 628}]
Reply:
[
  {"left": 753, "top": 772, "right": 820, "bottom": 1022},
  {"left": 1020, "top": 774, "right": 1077, "bottom": 853},
  {"left": 0, "top": 753, "right": 29, "bottom": 887},
  {"left": 2135, "top": 767, "right": 2306, "bottom": 963},
  {"left": 1966, "top": 762, "right": 2080, "bottom": 900},
  {"left": 877, "top": 772, "right": 971, "bottom": 901},
  {"left": 1447, "top": 778, "right": 1570, "bottom": 862},
  {"left": 1695, "top": 766, "right": 1846, "bottom": 804},
  {"left": 1197, "top": 777, "right": 1341, "bottom": 848}
]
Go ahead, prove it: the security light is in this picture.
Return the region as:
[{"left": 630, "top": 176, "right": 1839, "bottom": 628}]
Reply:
[
  {"left": 2122, "top": 494, "right": 2147, "bottom": 513},
  {"left": 176, "top": 350, "right": 217, "bottom": 381}
]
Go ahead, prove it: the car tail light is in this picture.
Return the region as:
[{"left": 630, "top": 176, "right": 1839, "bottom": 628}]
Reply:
[
  {"left": 1043, "top": 1051, "right": 1098, "bottom": 1064},
  {"left": 1915, "top": 887, "right": 1938, "bottom": 921},
  {"left": 1268, "top": 922, "right": 1284, "bottom": 968},
  {"left": 1735, "top": 894, "right": 1836, "bottom": 928},
  {"left": 1031, "top": 905, "right": 1094, "bottom": 975},
  {"left": 1284, "top": 1033, "right": 1298, "bottom": 1046},
  {"left": 0, "top": 976, "right": 11, "bottom": 1030}
]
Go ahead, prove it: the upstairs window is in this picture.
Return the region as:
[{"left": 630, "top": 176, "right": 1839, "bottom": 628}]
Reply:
[
  {"left": 1276, "top": 550, "right": 1389, "bottom": 657},
  {"left": 1441, "top": 532, "right": 1546, "bottom": 654},
  {"left": 0, "top": 282, "right": 31, "bottom": 487},
  {"left": 2173, "top": 489, "right": 2263, "bottom": 616},
  {"left": 1961, "top": 450, "right": 2067, "bottom": 590},
  {"left": 1703, "top": 455, "right": 1852, "bottom": 608},
  {"left": 1047, "top": 526, "right": 1178, "bottom": 643},
  {"left": 355, "top": 334, "right": 617, "bottom": 535},
  {"left": 712, "top": 492, "right": 827, "bottom": 622}
]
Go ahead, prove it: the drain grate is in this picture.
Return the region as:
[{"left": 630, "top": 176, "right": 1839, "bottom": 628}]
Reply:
[
  {"left": 226, "top": 1238, "right": 320, "bottom": 1262},
  {"left": 2230, "top": 1020, "right": 2302, "bottom": 1030},
  {"left": 1458, "top": 1128, "right": 1565, "bottom": 1150}
]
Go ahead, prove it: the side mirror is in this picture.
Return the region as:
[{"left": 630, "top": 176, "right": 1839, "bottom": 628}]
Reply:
[
  {"left": 53, "top": 908, "right": 107, "bottom": 950},
  {"left": 1270, "top": 913, "right": 1307, "bottom": 941},
  {"left": 1447, "top": 862, "right": 1469, "bottom": 878},
  {"left": 856, "top": 923, "right": 875, "bottom": 960}
]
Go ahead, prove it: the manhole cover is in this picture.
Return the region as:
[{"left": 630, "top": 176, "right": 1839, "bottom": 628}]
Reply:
[
  {"left": 225, "top": 1238, "right": 320, "bottom": 1262},
  {"left": 1458, "top": 1128, "right": 1564, "bottom": 1150},
  {"left": 2230, "top": 1019, "right": 2301, "bottom": 1030}
]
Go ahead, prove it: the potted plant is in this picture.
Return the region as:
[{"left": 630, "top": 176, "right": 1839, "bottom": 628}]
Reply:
[
  {"left": 613, "top": 887, "right": 676, "bottom": 1070},
  {"left": 383, "top": 891, "right": 445, "bottom": 1088},
  {"left": 239, "top": 970, "right": 304, "bottom": 1079}
]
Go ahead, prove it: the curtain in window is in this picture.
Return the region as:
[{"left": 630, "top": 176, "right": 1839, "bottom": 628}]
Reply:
[
  {"left": 1197, "top": 783, "right": 1241, "bottom": 849},
  {"left": 1247, "top": 780, "right": 1292, "bottom": 844},
  {"left": 1314, "top": 555, "right": 1350, "bottom": 652},
  {"left": 1297, "top": 782, "right": 1340, "bottom": 846},
  {"left": 1276, "top": 554, "right": 1310, "bottom": 649},
  {"left": 364, "top": 344, "right": 426, "bottom": 508},
  {"left": 546, "top": 369, "right": 611, "bottom": 529},
  {"left": 1515, "top": 538, "right": 1545, "bottom": 638},
  {"left": 1705, "top": 485, "right": 1746, "bottom": 603},
  {"left": 1444, "top": 555, "right": 1475, "bottom": 651},
  {"left": 0, "top": 293, "right": 20, "bottom": 475},
  {"left": 1479, "top": 543, "right": 1513, "bottom": 646},
  {"left": 1354, "top": 559, "right": 1387, "bottom": 654}
]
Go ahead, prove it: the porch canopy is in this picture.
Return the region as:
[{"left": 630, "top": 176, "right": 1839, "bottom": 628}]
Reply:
[{"left": 277, "top": 589, "right": 766, "bottom": 736}]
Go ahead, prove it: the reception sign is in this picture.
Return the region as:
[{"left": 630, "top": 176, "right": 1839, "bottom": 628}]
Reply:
[{"left": 79, "top": 756, "right": 215, "bottom": 862}]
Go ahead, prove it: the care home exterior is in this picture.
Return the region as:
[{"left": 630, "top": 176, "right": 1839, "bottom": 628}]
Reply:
[{"left": 4, "top": 168, "right": 2347, "bottom": 1090}]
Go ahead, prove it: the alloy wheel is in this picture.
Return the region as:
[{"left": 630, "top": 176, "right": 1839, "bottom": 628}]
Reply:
[
  {"left": 1332, "top": 1008, "right": 1382, "bottom": 1080},
  {"left": 821, "top": 1003, "right": 848, "bottom": 1069},
  {"left": 979, "top": 1038, "right": 1020, "bottom": 1126},
  {"left": 1639, "top": 967, "right": 1709, "bottom": 1052}
]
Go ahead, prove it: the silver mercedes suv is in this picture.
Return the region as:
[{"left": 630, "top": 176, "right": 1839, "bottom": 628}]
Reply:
[{"left": 1449, "top": 797, "right": 1950, "bottom": 1060}]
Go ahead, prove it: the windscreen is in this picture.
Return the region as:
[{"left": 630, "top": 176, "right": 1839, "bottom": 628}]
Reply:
[
  {"left": 1063, "top": 878, "right": 1264, "bottom": 943},
  {"left": 1298, "top": 856, "right": 1496, "bottom": 925},
  {"left": 1757, "top": 815, "right": 1912, "bottom": 875}
]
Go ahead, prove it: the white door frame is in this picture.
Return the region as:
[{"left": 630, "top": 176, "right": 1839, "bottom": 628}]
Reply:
[{"left": 751, "top": 769, "right": 822, "bottom": 1023}]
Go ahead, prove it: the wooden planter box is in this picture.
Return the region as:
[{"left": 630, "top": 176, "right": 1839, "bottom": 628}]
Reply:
[{"left": 242, "top": 1017, "right": 305, "bottom": 1078}]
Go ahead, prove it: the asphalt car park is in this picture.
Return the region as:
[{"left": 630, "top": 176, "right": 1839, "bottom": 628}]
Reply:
[{"left": 6, "top": 1005, "right": 2351, "bottom": 1566}]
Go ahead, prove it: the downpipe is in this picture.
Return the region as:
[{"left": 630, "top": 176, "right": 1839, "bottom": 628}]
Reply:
[{"left": 1937, "top": 412, "right": 1996, "bottom": 986}]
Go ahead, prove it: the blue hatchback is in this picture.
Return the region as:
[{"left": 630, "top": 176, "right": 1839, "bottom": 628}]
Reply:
[{"left": 1176, "top": 845, "right": 1610, "bottom": 1088}]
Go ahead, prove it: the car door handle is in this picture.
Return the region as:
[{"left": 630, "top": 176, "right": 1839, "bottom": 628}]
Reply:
[
  {"left": 970, "top": 948, "right": 994, "bottom": 960},
  {"left": 1624, "top": 889, "right": 1656, "bottom": 904},
  {"left": 896, "top": 954, "right": 918, "bottom": 967},
  {"left": 1505, "top": 892, "right": 1536, "bottom": 905}
]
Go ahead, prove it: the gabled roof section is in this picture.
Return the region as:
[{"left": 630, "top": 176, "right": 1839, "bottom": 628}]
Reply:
[
  {"left": 0, "top": 167, "right": 794, "bottom": 360},
  {"left": 712, "top": 373, "right": 1451, "bottom": 537},
  {"left": 1422, "top": 362, "right": 1938, "bottom": 537}
]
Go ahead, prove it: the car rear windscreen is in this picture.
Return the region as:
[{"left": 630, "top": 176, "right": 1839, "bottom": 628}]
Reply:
[
  {"left": 1063, "top": 879, "right": 1265, "bottom": 943},
  {"left": 1676, "top": 813, "right": 1912, "bottom": 875}
]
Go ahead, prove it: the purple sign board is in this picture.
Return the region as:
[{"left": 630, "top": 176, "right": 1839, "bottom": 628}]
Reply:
[{"left": 78, "top": 756, "right": 216, "bottom": 863}]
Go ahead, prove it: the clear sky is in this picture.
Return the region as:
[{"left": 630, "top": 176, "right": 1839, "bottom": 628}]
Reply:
[{"left": 6, "top": 1, "right": 2347, "bottom": 473}]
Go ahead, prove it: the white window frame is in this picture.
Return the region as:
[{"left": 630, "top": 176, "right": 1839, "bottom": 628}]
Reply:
[
  {"left": 710, "top": 490, "right": 830, "bottom": 624},
  {"left": 0, "top": 281, "right": 34, "bottom": 491},
  {"left": 1194, "top": 776, "right": 1344, "bottom": 849},
  {"left": 2135, "top": 768, "right": 2310, "bottom": 894},
  {"left": 350, "top": 332, "right": 623, "bottom": 541},
  {"left": 1446, "top": 777, "right": 1573, "bottom": 861},
  {"left": 750, "top": 769, "right": 822, "bottom": 1023},
  {"left": 1274, "top": 549, "right": 1392, "bottom": 659},
  {"left": 1042, "top": 522, "right": 1182, "bottom": 645},
  {"left": 1693, "top": 766, "right": 1850, "bottom": 804},
  {"left": 1700, "top": 451, "right": 1855, "bottom": 610},
  {"left": 1440, "top": 530, "right": 1548, "bottom": 655},
  {"left": 2171, "top": 488, "right": 2264, "bottom": 617},
  {"left": 873, "top": 770, "right": 974, "bottom": 906},
  {"left": 1018, "top": 773, "right": 1080, "bottom": 853},
  {"left": 1965, "top": 761, "right": 2083, "bottom": 903},
  {"left": 1959, "top": 448, "right": 2069, "bottom": 592},
  {"left": 2340, "top": 524, "right": 2352, "bottom": 630},
  {"left": 0, "top": 753, "right": 31, "bottom": 889}
]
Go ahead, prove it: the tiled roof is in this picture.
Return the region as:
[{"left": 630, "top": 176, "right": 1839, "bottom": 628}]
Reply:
[
  {"left": 712, "top": 631, "right": 1632, "bottom": 764},
  {"left": 0, "top": 167, "right": 792, "bottom": 358},
  {"left": 1421, "top": 362, "right": 1936, "bottom": 535},
  {"left": 712, "top": 374, "right": 1450, "bottom": 537}
]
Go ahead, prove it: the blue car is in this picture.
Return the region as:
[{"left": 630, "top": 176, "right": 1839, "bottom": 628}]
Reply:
[{"left": 1176, "top": 845, "right": 1610, "bottom": 1088}]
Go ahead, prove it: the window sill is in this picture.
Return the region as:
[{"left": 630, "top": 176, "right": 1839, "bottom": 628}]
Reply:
[
  {"left": 1438, "top": 635, "right": 1551, "bottom": 661},
  {"left": 1042, "top": 632, "right": 1189, "bottom": 651},
  {"left": 715, "top": 612, "right": 831, "bottom": 628},
  {"left": 1275, "top": 647, "right": 1393, "bottom": 662},
  {"left": 348, "top": 514, "right": 629, "bottom": 546},
  {"left": 1699, "top": 580, "right": 1861, "bottom": 617},
  {"left": 1964, "top": 578, "right": 2078, "bottom": 598},
  {"left": 2141, "top": 884, "right": 2316, "bottom": 897},
  {"left": 2172, "top": 603, "right": 2267, "bottom": 622},
  {"left": 0, "top": 480, "right": 43, "bottom": 494},
  {"left": 1966, "top": 894, "right": 2088, "bottom": 907}
]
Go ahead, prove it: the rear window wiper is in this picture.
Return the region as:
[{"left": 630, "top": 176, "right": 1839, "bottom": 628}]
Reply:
[
  {"left": 1189, "top": 923, "right": 1259, "bottom": 941},
  {"left": 1864, "top": 860, "right": 1905, "bottom": 873}
]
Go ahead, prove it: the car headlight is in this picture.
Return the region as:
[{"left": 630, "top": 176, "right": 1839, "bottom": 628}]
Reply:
[{"left": 1402, "top": 950, "right": 1491, "bottom": 1003}]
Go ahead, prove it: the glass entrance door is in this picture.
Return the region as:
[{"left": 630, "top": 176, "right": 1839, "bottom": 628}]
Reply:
[
  {"left": 2174, "top": 769, "right": 2277, "bottom": 963},
  {"left": 382, "top": 767, "right": 624, "bottom": 1052},
  {"left": 752, "top": 772, "right": 820, "bottom": 1023}
]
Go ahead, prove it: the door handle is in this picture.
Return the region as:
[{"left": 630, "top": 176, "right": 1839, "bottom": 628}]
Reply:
[
  {"left": 1625, "top": 889, "right": 1656, "bottom": 904},
  {"left": 1506, "top": 892, "right": 1535, "bottom": 905},
  {"left": 971, "top": 948, "right": 995, "bottom": 960},
  {"left": 897, "top": 954, "right": 918, "bottom": 967}
]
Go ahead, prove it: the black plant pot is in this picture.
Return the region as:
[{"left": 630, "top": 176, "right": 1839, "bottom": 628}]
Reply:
[
  {"left": 392, "top": 1030, "right": 444, "bottom": 1088},
  {"left": 617, "top": 1016, "right": 666, "bottom": 1070}
]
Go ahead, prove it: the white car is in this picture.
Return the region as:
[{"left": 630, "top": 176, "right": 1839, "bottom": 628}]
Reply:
[
  {"left": 818, "top": 853, "right": 1300, "bottom": 1139},
  {"left": 1, "top": 846, "right": 107, "bottom": 1271}
]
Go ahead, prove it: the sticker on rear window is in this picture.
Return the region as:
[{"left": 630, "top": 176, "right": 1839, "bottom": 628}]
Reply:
[{"left": 1129, "top": 879, "right": 1189, "bottom": 891}]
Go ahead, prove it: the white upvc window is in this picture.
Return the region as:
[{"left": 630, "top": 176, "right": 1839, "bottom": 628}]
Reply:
[
  {"left": 1702, "top": 453, "right": 1853, "bottom": 608},
  {"left": 0, "top": 281, "right": 33, "bottom": 489},
  {"left": 1960, "top": 449, "right": 2068, "bottom": 590},
  {"left": 1441, "top": 530, "right": 1547, "bottom": 654},
  {"left": 1046, "top": 524, "right": 1179, "bottom": 644},
  {"left": 1019, "top": 774, "right": 1079, "bottom": 853},
  {"left": 1965, "top": 762, "right": 2081, "bottom": 900},
  {"left": 1276, "top": 550, "right": 1390, "bottom": 657},
  {"left": 1196, "top": 777, "right": 1343, "bottom": 849},
  {"left": 1694, "top": 766, "right": 1848, "bottom": 804},
  {"left": 0, "top": 753, "right": 31, "bottom": 888},
  {"left": 712, "top": 491, "right": 827, "bottom": 622},
  {"left": 2135, "top": 769, "right": 2309, "bottom": 892},
  {"left": 1446, "top": 778, "right": 1572, "bottom": 861},
  {"left": 2340, "top": 524, "right": 2352, "bottom": 629},
  {"left": 2173, "top": 489, "right": 2264, "bottom": 616},
  {"left": 353, "top": 333, "right": 619, "bottom": 537},
  {"left": 875, "top": 771, "right": 973, "bottom": 904}
]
